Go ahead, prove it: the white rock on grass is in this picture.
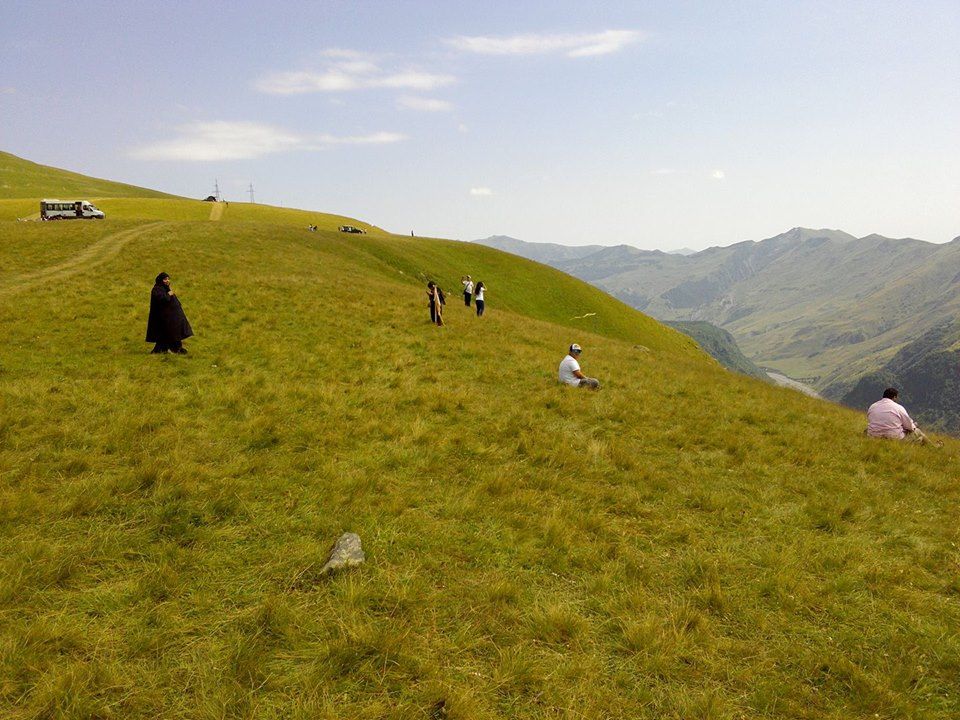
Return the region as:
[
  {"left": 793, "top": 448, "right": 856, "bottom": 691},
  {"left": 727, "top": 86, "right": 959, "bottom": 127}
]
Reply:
[{"left": 319, "top": 532, "right": 366, "bottom": 576}]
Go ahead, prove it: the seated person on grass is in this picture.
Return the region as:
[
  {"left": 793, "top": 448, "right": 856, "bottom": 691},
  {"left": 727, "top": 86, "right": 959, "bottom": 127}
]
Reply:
[
  {"left": 558, "top": 343, "right": 600, "bottom": 390},
  {"left": 866, "top": 387, "right": 928, "bottom": 443}
]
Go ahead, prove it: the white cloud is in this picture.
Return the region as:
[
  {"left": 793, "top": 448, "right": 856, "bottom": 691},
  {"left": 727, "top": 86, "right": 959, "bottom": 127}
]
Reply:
[
  {"left": 256, "top": 56, "right": 455, "bottom": 95},
  {"left": 256, "top": 70, "right": 358, "bottom": 93},
  {"left": 0, "top": 86, "right": 15, "bottom": 95},
  {"left": 374, "top": 71, "right": 455, "bottom": 90},
  {"left": 470, "top": 187, "right": 493, "bottom": 196},
  {"left": 334, "top": 60, "right": 382, "bottom": 75},
  {"left": 458, "top": 123, "right": 469, "bottom": 133},
  {"left": 318, "top": 48, "right": 370, "bottom": 60},
  {"left": 445, "top": 30, "right": 642, "bottom": 58},
  {"left": 650, "top": 168, "right": 678, "bottom": 176},
  {"left": 131, "top": 121, "right": 404, "bottom": 161},
  {"left": 712, "top": 170, "right": 726, "bottom": 180},
  {"left": 398, "top": 96, "right": 453, "bottom": 112},
  {"left": 315, "top": 131, "right": 405, "bottom": 146}
]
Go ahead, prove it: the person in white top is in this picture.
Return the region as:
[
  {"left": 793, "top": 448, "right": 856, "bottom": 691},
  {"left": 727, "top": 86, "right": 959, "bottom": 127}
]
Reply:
[
  {"left": 474, "top": 281, "right": 486, "bottom": 317},
  {"left": 866, "top": 387, "right": 931, "bottom": 443},
  {"left": 461, "top": 275, "right": 474, "bottom": 307},
  {"left": 558, "top": 343, "right": 600, "bottom": 390}
]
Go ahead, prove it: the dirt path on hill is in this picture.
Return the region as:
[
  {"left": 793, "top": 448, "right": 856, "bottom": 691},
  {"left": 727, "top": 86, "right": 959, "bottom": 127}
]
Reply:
[
  {"left": 209, "top": 203, "right": 224, "bottom": 221},
  {"left": 0, "top": 222, "right": 165, "bottom": 297}
]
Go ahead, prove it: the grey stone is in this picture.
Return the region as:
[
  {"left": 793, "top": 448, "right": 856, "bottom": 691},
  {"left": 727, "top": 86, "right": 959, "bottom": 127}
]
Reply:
[{"left": 319, "top": 532, "right": 365, "bottom": 576}]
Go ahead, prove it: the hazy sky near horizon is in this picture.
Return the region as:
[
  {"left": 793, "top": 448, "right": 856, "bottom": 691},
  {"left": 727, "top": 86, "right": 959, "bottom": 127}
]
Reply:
[{"left": 2, "top": 0, "right": 958, "bottom": 250}]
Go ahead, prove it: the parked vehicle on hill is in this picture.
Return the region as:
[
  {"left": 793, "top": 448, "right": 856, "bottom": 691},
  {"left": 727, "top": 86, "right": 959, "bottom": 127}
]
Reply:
[
  {"left": 40, "top": 199, "right": 105, "bottom": 220},
  {"left": 338, "top": 225, "right": 366, "bottom": 234}
]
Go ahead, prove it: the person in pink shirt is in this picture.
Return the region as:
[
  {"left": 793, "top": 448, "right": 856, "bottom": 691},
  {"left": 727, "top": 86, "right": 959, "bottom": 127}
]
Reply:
[{"left": 866, "top": 387, "right": 919, "bottom": 440}]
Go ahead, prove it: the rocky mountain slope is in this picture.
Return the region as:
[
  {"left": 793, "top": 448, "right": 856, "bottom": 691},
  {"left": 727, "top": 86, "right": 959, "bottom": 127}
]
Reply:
[{"left": 665, "top": 321, "right": 769, "bottom": 380}]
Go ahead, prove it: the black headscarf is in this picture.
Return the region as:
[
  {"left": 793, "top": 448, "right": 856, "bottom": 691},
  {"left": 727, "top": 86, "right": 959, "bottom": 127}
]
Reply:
[{"left": 155, "top": 272, "right": 170, "bottom": 285}]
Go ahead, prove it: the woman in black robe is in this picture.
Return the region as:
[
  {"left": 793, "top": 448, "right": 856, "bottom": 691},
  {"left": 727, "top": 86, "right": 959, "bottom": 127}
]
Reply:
[{"left": 146, "top": 272, "right": 193, "bottom": 354}]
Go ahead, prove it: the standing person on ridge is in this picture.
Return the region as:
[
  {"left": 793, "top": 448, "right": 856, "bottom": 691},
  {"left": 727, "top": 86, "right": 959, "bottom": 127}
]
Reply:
[
  {"left": 474, "top": 281, "right": 486, "bottom": 317},
  {"left": 558, "top": 343, "right": 600, "bottom": 389},
  {"left": 461, "top": 275, "right": 473, "bottom": 307},
  {"left": 146, "top": 272, "right": 193, "bottom": 354}
]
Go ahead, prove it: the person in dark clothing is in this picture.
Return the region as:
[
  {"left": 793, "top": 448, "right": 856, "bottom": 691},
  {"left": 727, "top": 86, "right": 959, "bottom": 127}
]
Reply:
[
  {"left": 426, "top": 281, "right": 445, "bottom": 326},
  {"left": 427, "top": 281, "right": 437, "bottom": 323},
  {"left": 146, "top": 272, "right": 193, "bottom": 354}
]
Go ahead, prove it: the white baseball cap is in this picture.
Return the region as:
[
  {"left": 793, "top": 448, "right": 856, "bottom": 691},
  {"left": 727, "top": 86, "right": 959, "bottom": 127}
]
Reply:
[{"left": 569, "top": 343, "right": 582, "bottom": 353}]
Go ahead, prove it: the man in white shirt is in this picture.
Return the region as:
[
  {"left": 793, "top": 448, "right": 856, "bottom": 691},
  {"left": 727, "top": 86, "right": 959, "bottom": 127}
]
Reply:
[
  {"left": 461, "top": 275, "right": 474, "bottom": 307},
  {"left": 866, "top": 387, "right": 922, "bottom": 440},
  {"left": 558, "top": 343, "right": 600, "bottom": 389}
]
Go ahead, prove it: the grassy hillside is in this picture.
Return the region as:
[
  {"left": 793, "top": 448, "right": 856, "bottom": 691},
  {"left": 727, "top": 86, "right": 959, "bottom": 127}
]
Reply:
[
  {"left": 0, "top": 151, "right": 178, "bottom": 200},
  {"left": 0, "top": 147, "right": 958, "bottom": 718},
  {"left": 2, "top": 202, "right": 960, "bottom": 719}
]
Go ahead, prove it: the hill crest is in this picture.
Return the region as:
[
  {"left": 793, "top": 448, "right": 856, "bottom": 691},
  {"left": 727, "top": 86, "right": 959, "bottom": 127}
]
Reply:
[{"left": 0, "top": 150, "right": 178, "bottom": 200}]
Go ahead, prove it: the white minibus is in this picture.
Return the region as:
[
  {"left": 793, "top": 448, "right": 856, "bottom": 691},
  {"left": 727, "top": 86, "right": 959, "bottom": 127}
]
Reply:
[{"left": 40, "top": 199, "right": 105, "bottom": 220}]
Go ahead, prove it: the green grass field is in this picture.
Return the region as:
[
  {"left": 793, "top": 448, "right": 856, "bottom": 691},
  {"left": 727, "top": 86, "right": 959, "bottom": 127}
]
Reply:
[{"left": 2, "top": 154, "right": 960, "bottom": 719}]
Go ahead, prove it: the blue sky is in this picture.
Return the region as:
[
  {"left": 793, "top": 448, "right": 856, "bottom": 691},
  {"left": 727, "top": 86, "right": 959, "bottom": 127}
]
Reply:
[{"left": 2, "top": 0, "right": 958, "bottom": 249}]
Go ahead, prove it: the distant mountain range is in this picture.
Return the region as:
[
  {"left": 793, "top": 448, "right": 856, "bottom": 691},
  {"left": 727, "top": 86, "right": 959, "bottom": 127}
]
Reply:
[
  {"left": 476, "top": 228, "right": 960, "bottom": 433},
  {"left": 475, "top": 235, "right": 698, "bottom": 260},
  {"left": 475, "top": 236, "right": 607, "bottom": 264}
]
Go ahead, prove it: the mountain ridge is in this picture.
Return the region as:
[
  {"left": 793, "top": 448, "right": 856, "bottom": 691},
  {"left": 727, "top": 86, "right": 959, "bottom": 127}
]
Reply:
[{"left": 473, "top": 235, "right": 608, "bottom": 265}]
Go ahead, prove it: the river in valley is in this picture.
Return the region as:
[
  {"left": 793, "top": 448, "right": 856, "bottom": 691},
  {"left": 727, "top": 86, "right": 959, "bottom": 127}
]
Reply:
[{"left": 766, "top": 372, "right": 822, "bottom": 398}]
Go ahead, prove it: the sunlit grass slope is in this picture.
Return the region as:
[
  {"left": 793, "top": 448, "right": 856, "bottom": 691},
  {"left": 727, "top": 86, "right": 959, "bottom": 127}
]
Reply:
[
  {"left": 2, "top": 210, "right": 960, "bottom": 719},
  {"left": 0, "top": 151, "right": 178, "bottom": 200}
]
